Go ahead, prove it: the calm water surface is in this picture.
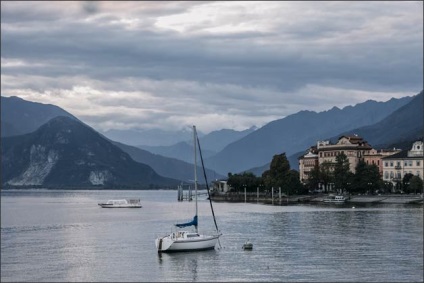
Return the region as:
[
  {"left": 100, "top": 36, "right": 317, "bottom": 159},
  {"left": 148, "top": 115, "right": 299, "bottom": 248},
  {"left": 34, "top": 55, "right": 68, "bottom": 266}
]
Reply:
[{"left": 1, "top": 189, "right": 423, "bottom": 282}]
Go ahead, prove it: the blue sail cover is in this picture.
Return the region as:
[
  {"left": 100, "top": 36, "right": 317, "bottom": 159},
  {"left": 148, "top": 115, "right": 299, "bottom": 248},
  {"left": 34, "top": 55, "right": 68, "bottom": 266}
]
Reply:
[{"left": 175, "top": 215, "right": 198, "bottom": 228}]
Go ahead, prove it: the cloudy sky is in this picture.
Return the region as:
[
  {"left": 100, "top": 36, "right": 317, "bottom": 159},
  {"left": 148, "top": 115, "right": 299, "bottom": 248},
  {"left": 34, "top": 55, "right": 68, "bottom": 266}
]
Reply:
[{"left": 1, "top": 1, "right": 423, "bottom": 133}]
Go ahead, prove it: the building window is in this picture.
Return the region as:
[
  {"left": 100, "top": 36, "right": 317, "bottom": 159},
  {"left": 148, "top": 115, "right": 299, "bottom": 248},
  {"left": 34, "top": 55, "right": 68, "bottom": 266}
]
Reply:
[
  {"left": 404, "top": 161, "right": 408, "bottom": 166},
  {"left": 408, "top": 160, "right": 413, "bottom": 166},
  {"left": 384, "top": 172, "right": 389, "bottom": 179},
  {"left": 417, "top": 161, "right": 421, "bottom": 167},
  {"left": 390, "top": 162, "right": 393, "bottom": 167},
  {"left": 385, "top": 162, "right": 388, "bottom": 167},
  {"left": 390, "top": 172, "right": 394, "bottom": 178}
]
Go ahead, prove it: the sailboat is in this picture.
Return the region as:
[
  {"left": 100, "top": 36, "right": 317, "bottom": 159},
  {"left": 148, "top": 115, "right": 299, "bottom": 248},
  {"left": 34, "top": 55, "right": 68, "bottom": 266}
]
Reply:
[{"left": 155, "top": 125, "right": 221, "bottom": 253}]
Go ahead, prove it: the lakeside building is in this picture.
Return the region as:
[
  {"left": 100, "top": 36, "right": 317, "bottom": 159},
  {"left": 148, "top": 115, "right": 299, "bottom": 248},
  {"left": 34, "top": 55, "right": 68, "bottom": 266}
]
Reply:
[
  {"left": 298, "top": 135, "right": 401, "bottom": 191},
  {"left": 363, "top": 148, "right": 402, "bottom": 176},
  {"left": 298, "top": 146, "right": 319, "bottom": 185},
  {"left": 211, "top": 180, "right": 231, "bottom": 194},
  {"left": 382, "top": 141, "right": 424, "bottom": 190}
]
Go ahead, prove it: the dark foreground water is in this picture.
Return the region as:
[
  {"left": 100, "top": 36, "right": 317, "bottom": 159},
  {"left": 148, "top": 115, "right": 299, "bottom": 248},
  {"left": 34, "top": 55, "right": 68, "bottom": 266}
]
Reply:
[{"left": 1, "top": 189, "right": 423, "bottom": 282}]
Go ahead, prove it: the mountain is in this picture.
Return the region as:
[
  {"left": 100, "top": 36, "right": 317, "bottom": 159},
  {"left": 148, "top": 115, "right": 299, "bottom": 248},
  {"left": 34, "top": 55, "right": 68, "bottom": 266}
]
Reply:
[
  {"left": 247, "top": 91, "right": 423, "bottom": 177},
  {"left": 101, "top": 128, "right": 206, "bottom": 147},
  {"left": 1, "top": 96, "right": 78, "bottom": 137},
  {"left": 206, "top": 95, "right": 414, "bottom": 175},
  {"left": 139, "top": 141, "right": 216, "bottom": 164},
  {"left": 113, "top": 142, "right": 224, "bottom": 184},
  {"left": 199, "top": 127, "right": 257, "bottom": 152},
  {"left": 332, "top": 91, "right": 423, "bottom": 149},
  {"left": 138, "top": 127, "right": 255, "bottom": 162},
  {"left": 1, "top": 116, "right": 179, "bottom": 188},
  {"left": 0, "top": 96, "right": 223, "bottom": 184}
]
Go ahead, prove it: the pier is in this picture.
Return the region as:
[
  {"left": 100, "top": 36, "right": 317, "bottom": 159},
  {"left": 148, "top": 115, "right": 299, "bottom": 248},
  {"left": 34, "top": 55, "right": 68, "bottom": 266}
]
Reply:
[{"left": 177, "top": 184, "right": 208, "bottom": 201}]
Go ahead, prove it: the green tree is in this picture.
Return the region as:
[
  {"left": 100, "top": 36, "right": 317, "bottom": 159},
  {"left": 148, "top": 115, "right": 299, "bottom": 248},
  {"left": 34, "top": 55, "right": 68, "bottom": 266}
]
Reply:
[
  {"left": 319, "top": 161, "right": 333, "bottom": 192},
  {"left": 262, "top": 153, "right": 302, "bottom": 195},
  {"left": 306, "top": 164, "right": 321, "bottom": 190},
  {"left": 227, "top": 172, "right": 262, "bottom": 192},
  {"left": 402, "top": 173, "right": 414, "bottom": 193},
  {"left": 287, "top": 170, "right": 307, "bottom": 194},
  {"left": 351, "top": 160, "right": 380, "bottom": 194},
  {"left": 406, "top": 175, "right": 423, "bottom": 194},
  {"left": 333, "top": 152, "right": 350, "bottom": 194}
]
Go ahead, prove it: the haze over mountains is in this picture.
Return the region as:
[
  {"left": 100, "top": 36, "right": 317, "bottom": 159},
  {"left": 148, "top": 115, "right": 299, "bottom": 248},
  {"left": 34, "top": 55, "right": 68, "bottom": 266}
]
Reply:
[
  {"left": 139, "top": 127, "right": 257, "bottom": 163},
  {"left": 1, "top": 90, "right": 422, "bottom": 188}
]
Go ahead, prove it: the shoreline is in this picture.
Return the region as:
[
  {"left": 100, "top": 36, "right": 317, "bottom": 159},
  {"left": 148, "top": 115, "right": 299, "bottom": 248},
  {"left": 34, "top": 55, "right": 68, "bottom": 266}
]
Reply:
[{"left": 210, "top": 193, "right": 424, "bottom": 205}]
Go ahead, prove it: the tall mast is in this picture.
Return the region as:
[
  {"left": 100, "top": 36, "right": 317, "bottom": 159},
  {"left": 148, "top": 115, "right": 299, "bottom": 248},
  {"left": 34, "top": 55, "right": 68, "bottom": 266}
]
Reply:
[{"left": 193, "top": 125, "right": 198, "bottom": 233}]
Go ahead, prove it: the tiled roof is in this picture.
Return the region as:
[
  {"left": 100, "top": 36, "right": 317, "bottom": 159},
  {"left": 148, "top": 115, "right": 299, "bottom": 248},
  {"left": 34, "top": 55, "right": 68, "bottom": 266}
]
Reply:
[{"left": 381, "top": 150, "right": 423, "bottom": 160}]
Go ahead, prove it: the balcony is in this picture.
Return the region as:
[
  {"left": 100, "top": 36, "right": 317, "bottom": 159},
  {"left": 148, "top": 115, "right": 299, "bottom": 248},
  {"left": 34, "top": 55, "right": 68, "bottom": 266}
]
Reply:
[{"left": 394, "top": 165, "right": 402, "bottom": 170}]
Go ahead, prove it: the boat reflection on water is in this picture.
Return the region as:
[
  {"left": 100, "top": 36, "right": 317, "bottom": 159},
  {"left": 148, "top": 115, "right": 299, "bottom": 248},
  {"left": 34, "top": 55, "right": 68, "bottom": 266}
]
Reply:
[{"left": 157, "top": 249, "right": 218, "bottom": 282}]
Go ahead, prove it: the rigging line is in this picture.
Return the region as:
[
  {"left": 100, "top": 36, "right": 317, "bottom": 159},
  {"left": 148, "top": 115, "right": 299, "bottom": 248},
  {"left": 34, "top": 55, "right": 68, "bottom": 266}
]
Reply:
[
  {"left": 196, "top": 134, "right": 222, "bottom": 249},
  {"left": 196, "top": 134, "right": 221, "bottom": 245}
]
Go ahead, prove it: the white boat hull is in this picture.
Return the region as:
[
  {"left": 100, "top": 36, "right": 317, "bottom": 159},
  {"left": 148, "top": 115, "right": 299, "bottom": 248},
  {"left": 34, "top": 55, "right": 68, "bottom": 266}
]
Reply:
[
  {"left": 98, "top": 204, "right": 142, "bottom": 208},
  {"left": 98, "top": 199, "right": 142, "bottom": 208},
  {"left": 323, "top": 195, "right": 347, "bottom": 203},
  {"left": 155, "top": 233, "right": 220, "bottom": 252}
]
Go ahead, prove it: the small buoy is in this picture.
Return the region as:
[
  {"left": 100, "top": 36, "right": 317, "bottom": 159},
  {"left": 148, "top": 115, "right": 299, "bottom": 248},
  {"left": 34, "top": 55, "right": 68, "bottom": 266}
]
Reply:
[
  {"left": 352, "top": 206, "right": 355, "bottom": 209},
  {"left": 242, "top": 239, "right": 253, "bottom": 250}
]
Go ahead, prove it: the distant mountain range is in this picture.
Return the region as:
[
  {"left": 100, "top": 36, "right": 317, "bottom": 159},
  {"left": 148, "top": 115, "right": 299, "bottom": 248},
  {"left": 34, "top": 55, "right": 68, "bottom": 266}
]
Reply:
[
  {"left": 1, "top": 90, "right": 422, "bottom": 188},
  {"left": 333, "top": 91, "right": 423, "bottom": 149},
  {"left": 112, "top": 141, "right": 224, "bottom": 184},
  {"left": 205, "top": 94, "right": 417, "bottom": 175},
  {"left": 1, "top": 116, "right": 179, "bottom": 188},
  {"left": 139, "top": 127, "right": 257, "bottom": 163},
  {"left": 101, "top": 127, "right": 205, "bottom": 147},
  {"left": 248, "top": 91, "right": 423, "bottom": 177}
]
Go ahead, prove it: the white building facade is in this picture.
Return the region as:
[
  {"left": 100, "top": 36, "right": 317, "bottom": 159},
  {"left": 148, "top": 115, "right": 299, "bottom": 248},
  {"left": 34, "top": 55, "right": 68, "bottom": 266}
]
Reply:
[{"left": 382, "top": 141, "right": 424, "bottom": 190}]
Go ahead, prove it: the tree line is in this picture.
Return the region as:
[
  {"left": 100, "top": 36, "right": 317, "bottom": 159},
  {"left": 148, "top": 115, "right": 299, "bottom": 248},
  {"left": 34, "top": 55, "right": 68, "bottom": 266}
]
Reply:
[{"left": 226, "top": 152, "right": 423, "bottom": 195}]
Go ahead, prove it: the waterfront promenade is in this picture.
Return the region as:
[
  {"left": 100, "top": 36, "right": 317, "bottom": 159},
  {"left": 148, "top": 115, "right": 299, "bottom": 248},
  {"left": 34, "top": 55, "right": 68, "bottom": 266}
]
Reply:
[{"left": 210, "top": 192, "right": 424, "bottom": 205}]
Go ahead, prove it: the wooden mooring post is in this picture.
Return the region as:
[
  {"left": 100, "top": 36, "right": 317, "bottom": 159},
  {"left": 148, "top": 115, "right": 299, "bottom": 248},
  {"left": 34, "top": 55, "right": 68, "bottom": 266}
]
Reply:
[
  {"left": 244, "top": 187, "right": 247, "bottom": 203},
  {"left": 177, "top": 185, "right": 193, "bottom": 201},
  {"left": 279, "top": 187, "right": 281, "bottom": 202},
  {"left": 257, "top": 187, "right": 259, "bottom": 202}
]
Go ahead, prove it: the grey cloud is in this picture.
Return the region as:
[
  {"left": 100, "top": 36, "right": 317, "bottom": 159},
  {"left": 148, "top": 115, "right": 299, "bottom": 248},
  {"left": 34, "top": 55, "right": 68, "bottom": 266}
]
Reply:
[
  {"left": 3, "top": 17, "right": 421, "bottom": 94},
  {"left": 1, "top": 1, "right": 422, "bottom": 133}
]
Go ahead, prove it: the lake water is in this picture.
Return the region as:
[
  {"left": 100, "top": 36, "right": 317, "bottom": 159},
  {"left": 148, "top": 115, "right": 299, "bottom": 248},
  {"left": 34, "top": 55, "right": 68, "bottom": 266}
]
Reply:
[{"left": 1, "top": 189, "right": 423, "bottom": 282}]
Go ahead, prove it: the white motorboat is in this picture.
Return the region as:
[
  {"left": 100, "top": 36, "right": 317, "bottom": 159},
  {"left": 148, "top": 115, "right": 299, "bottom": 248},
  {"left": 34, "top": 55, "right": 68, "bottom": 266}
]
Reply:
[
  {"left": 155, "top": 125, "right": 221, "bottom": 253},
  {"left": 323, "top": 195, "right": 347, "bottom": 204},
  {"left": 98, "top": 199, "right": 142, "bottom": 208}
]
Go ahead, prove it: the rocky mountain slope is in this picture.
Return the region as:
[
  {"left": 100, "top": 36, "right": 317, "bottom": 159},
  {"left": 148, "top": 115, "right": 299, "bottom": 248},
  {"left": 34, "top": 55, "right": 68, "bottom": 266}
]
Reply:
[{"left": 1, "top": 116, "right": 179, "bottom": 188}]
